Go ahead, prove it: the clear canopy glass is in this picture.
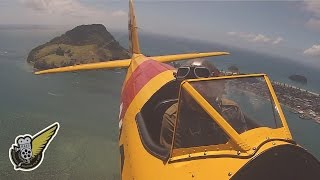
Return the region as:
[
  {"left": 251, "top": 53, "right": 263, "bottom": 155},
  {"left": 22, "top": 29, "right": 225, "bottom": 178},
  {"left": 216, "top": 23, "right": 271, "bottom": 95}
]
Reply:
[{"left": 172, "top": 76, "right": 283, "bottom": 150}]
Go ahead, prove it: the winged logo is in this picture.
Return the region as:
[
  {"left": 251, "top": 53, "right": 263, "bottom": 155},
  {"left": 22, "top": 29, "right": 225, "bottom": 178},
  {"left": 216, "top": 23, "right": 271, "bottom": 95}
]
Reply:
[{"left": 9, "top": 122, "right": 59, "bottom": 171}]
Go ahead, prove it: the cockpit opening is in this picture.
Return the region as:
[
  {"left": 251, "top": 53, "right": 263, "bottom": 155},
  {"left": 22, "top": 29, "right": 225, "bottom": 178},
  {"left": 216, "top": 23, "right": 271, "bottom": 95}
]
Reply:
[
  {"left": 138, "top": 73, "right": 288, "bottom": 160},
  {"left": 171, "top": 75, "right": 285, "bottom": 156}
]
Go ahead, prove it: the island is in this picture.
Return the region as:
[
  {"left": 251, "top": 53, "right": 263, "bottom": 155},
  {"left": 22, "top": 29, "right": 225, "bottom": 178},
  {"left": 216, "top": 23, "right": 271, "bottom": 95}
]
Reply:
[
  {"left": 289, "top": 74, "right": 307, "bottom": 84},
  {"left": 228, "top": 65, "right": 240, "bottom": 74},
  {"left": 27, "top": 24, "right": 130, "bottom": 70}
]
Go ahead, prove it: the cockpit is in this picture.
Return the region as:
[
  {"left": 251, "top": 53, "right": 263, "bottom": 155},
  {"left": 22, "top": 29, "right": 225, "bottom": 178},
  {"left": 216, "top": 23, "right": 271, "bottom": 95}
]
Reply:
[
  {"left": 170, "top": 74, "right": 289, "bottom": 157},
  {"left": 138, "top": 74, "right": 292, "bottom": 161}
]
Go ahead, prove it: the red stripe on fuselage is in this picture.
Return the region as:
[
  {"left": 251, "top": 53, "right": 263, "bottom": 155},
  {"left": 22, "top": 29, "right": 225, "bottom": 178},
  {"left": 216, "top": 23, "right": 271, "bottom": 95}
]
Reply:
[{"left": 119, "top": 59, "right": 173, "bottom": 120}]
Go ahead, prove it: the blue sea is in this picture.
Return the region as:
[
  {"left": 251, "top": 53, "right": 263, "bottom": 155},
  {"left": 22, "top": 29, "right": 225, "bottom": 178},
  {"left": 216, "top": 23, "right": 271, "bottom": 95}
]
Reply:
[{"left": 0, "top": 26, "right": 319, "bottom": 179}]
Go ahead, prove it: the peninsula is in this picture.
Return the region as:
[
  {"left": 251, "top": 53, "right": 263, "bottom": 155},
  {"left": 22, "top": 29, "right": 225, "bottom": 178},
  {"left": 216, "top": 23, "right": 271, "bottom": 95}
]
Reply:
[{"left": 27, "top": 24, "right": 130, "bottom": 70}]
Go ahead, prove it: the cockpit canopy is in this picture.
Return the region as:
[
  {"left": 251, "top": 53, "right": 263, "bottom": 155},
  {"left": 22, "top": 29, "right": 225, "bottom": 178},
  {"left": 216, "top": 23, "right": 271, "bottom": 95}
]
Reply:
[{"left": 170, "top": 74, "right": 291, "bottom": 158}]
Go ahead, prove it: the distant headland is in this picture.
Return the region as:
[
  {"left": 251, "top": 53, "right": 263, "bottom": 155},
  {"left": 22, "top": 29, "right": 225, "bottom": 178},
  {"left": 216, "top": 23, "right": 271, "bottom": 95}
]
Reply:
[{"left": 27, "top": 24, "right": 130, "bottom": 70}]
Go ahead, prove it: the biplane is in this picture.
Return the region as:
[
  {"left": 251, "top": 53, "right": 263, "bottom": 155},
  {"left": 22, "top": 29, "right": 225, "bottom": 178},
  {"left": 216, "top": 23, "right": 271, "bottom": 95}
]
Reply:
[{"left": 35, "top": 0, "right": 320, "bottom": 179}]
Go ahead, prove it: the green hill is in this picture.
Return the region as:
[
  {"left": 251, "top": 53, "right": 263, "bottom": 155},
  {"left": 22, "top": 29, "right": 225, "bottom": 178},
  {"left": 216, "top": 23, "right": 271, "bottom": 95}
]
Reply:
[{"left": 27, "top": 24, "right": 130, "bottom": 70}]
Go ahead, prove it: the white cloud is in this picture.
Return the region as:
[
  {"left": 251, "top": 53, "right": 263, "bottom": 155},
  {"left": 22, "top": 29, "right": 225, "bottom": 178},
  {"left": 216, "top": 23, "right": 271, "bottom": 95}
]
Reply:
[
  {"left": 227, "top": 31, "right": 237, "bottom": 36},
  {"left": 306, "top": 18, "right": 320, "bottom": 31},
  {"left": 111, "top": 10, "right": 126, "bottom": 17},
  {"left": 272, "top": 37, "right": 283, "bottom": 45},
  {"left": 19, "top": 0, "right": 108, "bottom": 19},
  {"left": 20, "top": 0, "right": 48, "bottom": 11},
  {"left": 303, "top": 45, "right": 320, "bottom": 57},
  {"left": 18, "top": 0, "right": 127, "bottom": 26},
  {"left": 252, "top": 34, "right": 270, "bottom": 43},
  {"left": 304, "top": 1, "right": 320, "bottom": 17},
  {"left": 303, "top": 1, "right": 320, "bottom": 31},
  {"left": 227, "top": 31, "right": 283, "bottom": 45}
]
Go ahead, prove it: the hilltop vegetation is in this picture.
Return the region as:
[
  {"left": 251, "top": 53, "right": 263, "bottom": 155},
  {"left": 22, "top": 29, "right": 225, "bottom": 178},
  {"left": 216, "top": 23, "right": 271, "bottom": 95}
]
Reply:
[{"left": 27, "top": 24, "right": 130, "bottom": 70}]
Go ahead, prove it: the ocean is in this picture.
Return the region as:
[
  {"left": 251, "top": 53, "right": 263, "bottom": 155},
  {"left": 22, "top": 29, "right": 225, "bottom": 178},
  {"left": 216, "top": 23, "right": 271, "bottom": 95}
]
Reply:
[{"left": 0, "top": 27, "right": 319, "bottom": 179}]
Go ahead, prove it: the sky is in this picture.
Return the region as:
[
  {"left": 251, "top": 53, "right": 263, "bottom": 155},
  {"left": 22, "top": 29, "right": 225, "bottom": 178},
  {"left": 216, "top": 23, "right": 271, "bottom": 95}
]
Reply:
[{"left": 0, "top": 0, "right": 319, "bottom": 67}]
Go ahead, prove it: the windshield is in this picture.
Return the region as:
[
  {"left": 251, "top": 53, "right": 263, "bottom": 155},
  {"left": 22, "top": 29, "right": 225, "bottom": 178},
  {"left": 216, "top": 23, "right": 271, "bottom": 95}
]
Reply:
[{"left": 172, "top": 76, "right": 283, "bottom": 150}]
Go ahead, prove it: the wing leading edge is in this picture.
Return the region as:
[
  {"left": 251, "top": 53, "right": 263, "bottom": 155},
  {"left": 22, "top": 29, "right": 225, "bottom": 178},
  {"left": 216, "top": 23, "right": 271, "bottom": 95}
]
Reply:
[{"left": 34, "top": 52, "right": 229, "bottom": 75}]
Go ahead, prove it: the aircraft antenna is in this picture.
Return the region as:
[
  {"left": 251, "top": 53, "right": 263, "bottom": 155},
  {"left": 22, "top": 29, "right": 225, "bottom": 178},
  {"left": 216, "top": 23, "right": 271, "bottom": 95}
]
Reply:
[{"left": 129, "top": 0, "right": 141, "bottom": 55}]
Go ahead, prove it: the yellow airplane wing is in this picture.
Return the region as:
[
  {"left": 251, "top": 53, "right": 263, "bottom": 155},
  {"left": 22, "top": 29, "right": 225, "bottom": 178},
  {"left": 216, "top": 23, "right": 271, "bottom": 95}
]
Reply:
[
  {"left": 34, "top": 52, "right": 229, "bottom": 75},
  {"left": 35, "top": 59, "right": 131, "bottom": 75},
  {"left": 152, "top": 52, "right": 230, "bottom": 63}
]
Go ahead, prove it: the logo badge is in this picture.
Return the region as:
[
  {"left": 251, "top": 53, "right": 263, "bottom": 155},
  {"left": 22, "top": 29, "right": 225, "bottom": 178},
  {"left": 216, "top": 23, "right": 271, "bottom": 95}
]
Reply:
[{"left": 9, "top": 122, "right": 59, "bottom": 171}]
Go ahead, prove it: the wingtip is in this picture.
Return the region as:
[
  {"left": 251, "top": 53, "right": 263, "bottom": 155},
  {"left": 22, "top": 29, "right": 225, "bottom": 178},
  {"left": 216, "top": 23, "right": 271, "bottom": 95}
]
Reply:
[
  {"left": 34, "top": 70, "right": 50, "bottom": 75},
  {"left": 220, "top": 52, "right": 230, "bottom": 55},
  {"left": 34, "top": 68, "right": 50, "bottom": 75}
]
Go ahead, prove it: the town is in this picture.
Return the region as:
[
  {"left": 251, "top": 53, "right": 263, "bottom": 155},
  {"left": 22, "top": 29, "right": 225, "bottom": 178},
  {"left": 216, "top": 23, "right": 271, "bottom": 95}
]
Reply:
[
  {"left": 272, "top": 81, "right": 320, "bottom": 122},
  {"left": 220, "top": 67, "right": 320, "bottom": 124}
]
